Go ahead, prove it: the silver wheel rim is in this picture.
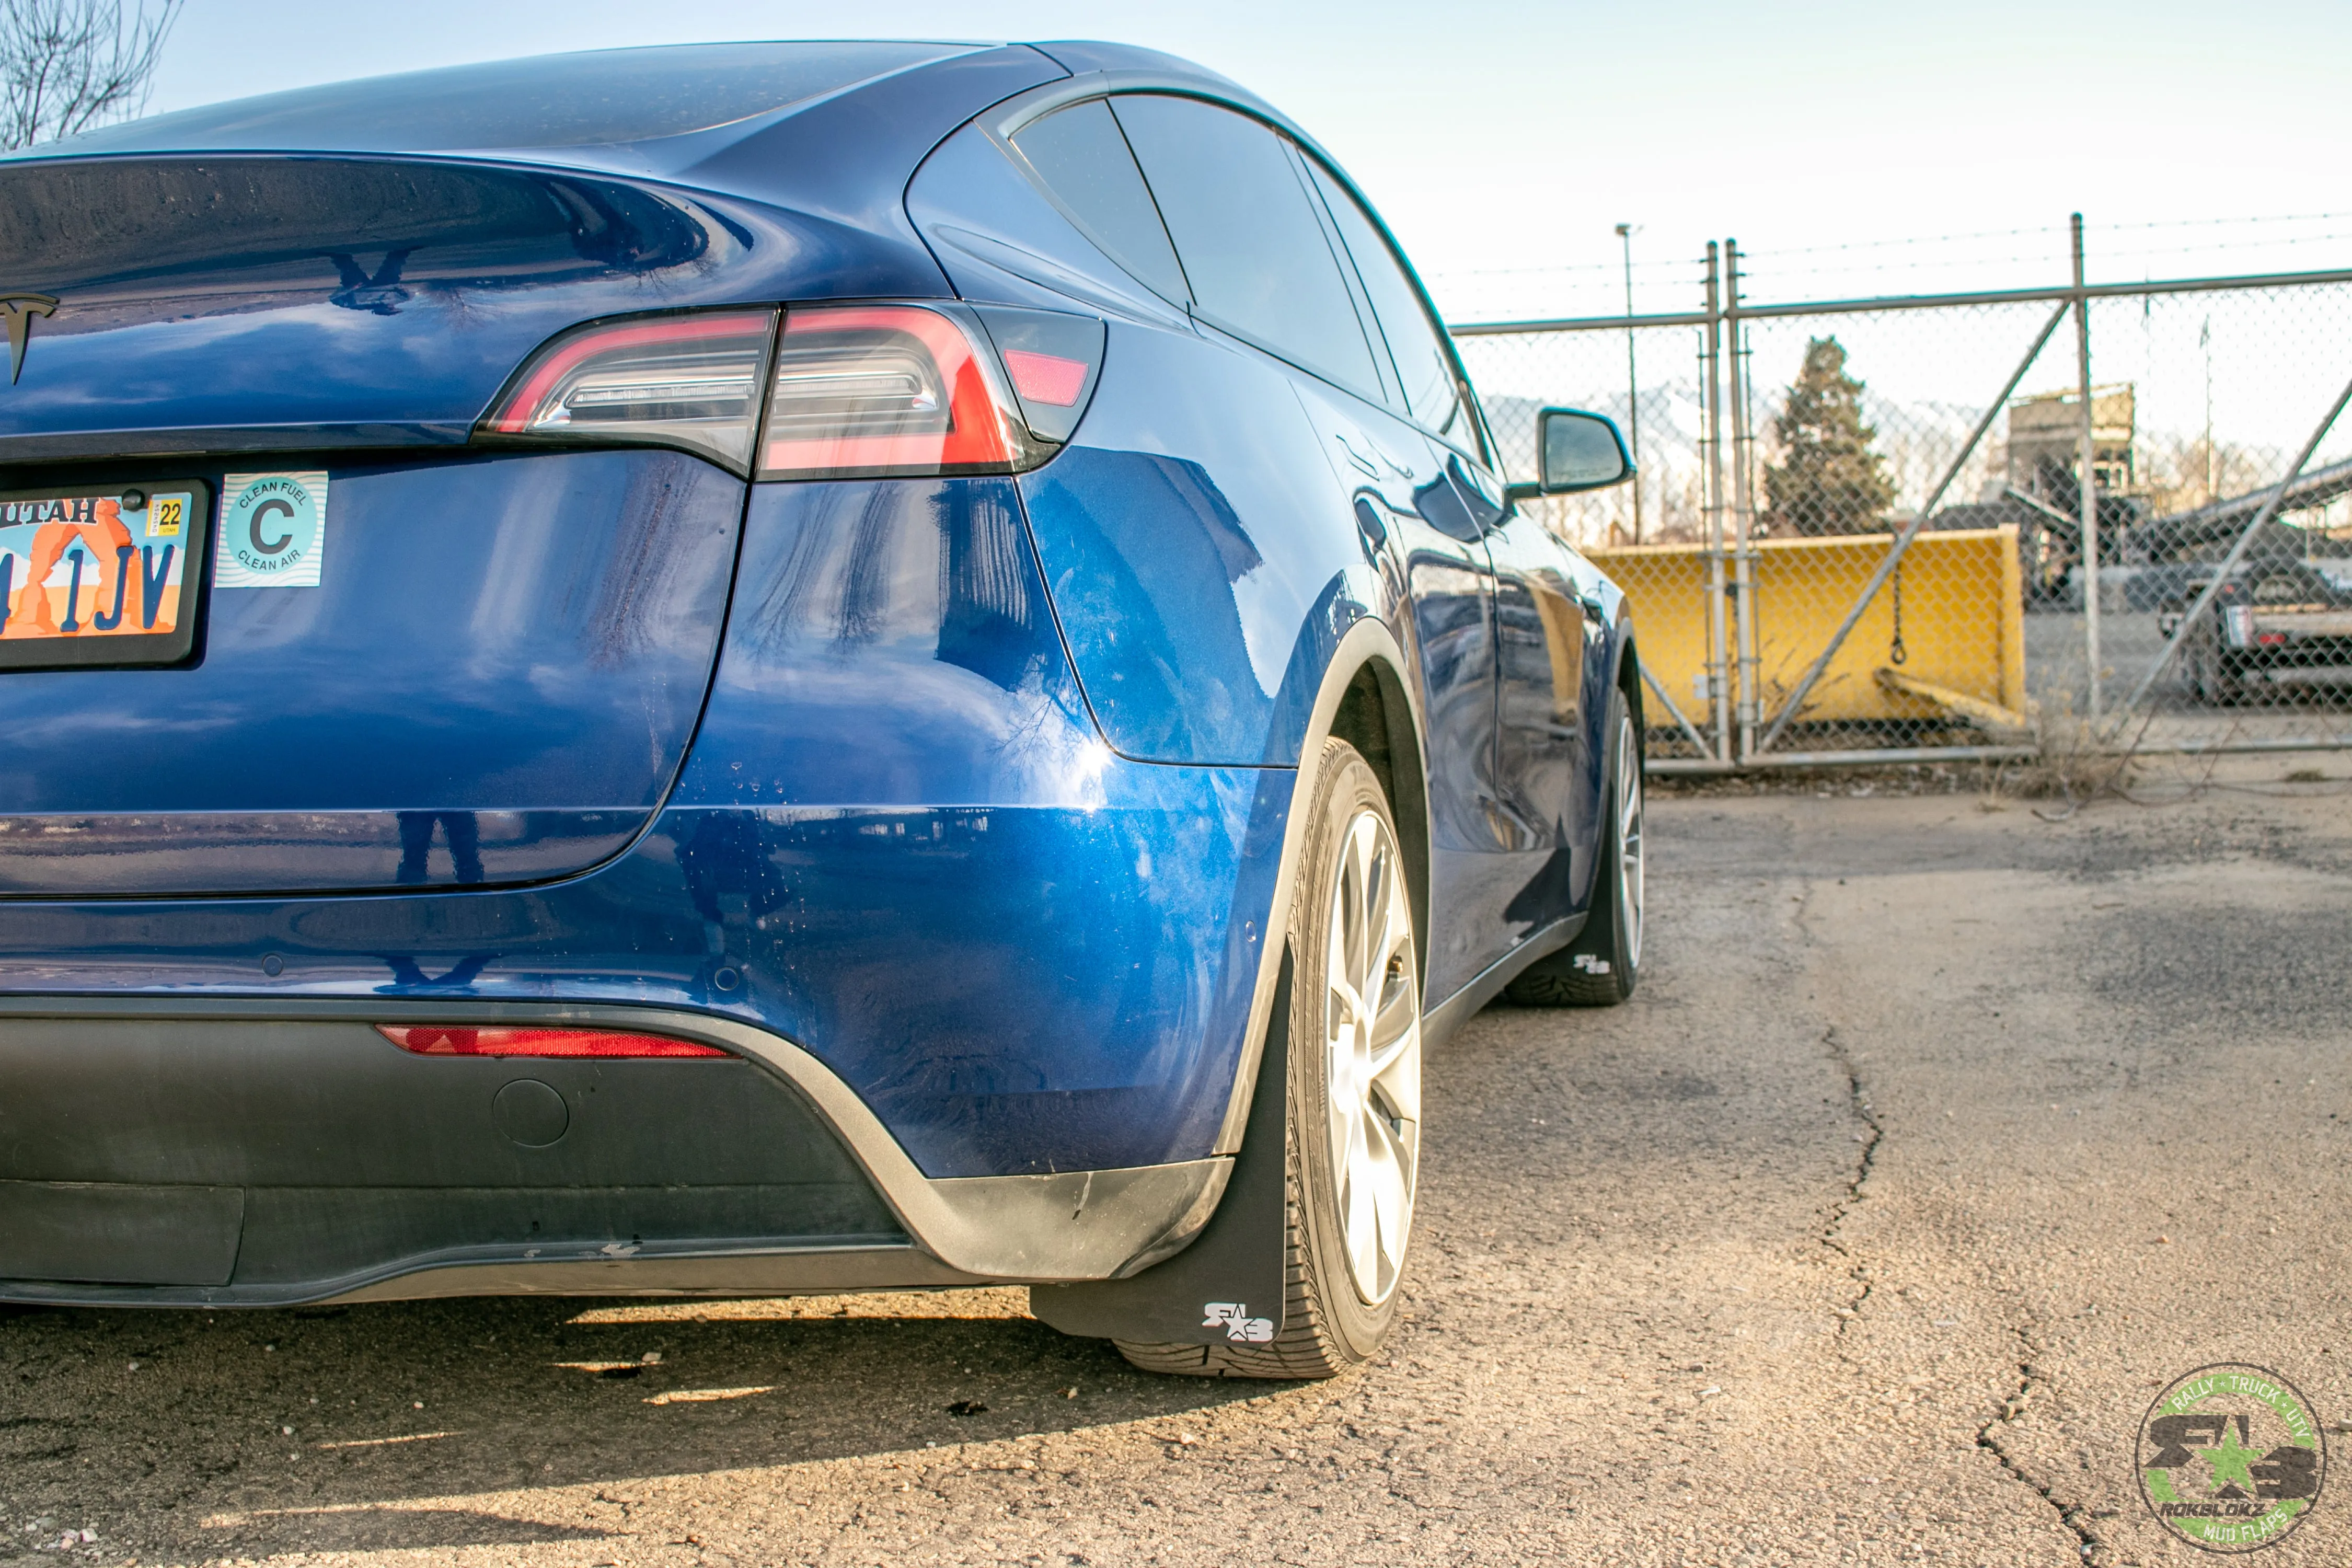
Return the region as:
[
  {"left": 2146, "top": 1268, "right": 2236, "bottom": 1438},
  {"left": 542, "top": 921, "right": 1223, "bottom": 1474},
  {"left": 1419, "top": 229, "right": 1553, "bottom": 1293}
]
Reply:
[
  {"left": 1618, "top": 710, "right": 1644, "bottom": 970},
  {"left": 1323, "top": 804, "right": 1421, "bottom": 1307}
]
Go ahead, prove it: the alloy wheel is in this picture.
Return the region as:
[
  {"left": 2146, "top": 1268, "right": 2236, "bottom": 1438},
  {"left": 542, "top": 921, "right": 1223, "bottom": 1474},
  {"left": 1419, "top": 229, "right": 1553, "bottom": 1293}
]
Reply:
[{"left": 1322, "top": 805, "right": 1421, "bottom": 1306}]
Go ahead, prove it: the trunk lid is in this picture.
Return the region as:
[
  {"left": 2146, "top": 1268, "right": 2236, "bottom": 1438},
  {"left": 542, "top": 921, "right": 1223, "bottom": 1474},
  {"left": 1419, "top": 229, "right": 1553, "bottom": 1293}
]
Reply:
[{"left": 0, "top": 155, "right": 883, "bottom": 896}]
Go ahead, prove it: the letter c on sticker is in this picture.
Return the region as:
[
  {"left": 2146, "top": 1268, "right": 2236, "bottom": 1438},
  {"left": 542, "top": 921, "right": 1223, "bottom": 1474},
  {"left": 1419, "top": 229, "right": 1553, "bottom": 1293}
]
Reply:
[{"left": 248, "top": 498, "right": 296, "bottom": 556}]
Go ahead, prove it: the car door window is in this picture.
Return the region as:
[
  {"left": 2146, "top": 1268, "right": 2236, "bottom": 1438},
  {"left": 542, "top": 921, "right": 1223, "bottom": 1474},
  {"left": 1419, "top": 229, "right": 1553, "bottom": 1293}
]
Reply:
[
  {"left": 1110, "top": 94, "right": 1383, "bottom": 401},
  {"left": 1009, "top": 98, "right": 1191, "bottom": 305},
  {"left": 1302, "top": 157, "right": 1479, "bottom": 452}
]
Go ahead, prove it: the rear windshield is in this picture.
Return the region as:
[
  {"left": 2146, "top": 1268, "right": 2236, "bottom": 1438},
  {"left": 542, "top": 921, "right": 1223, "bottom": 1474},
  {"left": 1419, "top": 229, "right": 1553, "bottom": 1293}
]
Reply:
[{"left": 25, "top": 41, "right": 972, "bottom": 156}]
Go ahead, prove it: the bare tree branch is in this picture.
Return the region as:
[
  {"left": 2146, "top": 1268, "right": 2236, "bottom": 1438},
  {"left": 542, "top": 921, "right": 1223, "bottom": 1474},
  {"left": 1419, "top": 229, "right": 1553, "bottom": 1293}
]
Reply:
[{"left": 1, "top": 0, "right": 182, "bottom": 152}]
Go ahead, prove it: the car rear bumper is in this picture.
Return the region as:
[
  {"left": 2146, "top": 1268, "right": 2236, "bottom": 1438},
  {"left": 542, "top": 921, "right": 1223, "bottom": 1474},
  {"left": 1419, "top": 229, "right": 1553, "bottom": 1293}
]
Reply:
[{"left": 0, "top": 997, "right": 1227, "bottom": 1306}]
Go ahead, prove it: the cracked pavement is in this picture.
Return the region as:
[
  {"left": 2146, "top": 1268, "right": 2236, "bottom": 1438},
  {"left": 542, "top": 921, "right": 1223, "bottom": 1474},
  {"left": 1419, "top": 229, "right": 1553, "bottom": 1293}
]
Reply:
[{"left": 5, "top": 769, "right": 2352, "bottom": 1565}]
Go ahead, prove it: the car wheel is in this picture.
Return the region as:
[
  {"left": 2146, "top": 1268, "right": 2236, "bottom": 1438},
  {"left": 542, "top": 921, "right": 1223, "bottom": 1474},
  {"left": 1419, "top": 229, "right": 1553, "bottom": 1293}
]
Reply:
[
  {"left": 1116, "top": 738, "right": 1421, "bottom": 1379},
  {"left": 1504, "top": 684, "right": 1643, "bottom": 1008},
  {"left": 2184, "top": 617, "right": 2242, "bottom": 707}
]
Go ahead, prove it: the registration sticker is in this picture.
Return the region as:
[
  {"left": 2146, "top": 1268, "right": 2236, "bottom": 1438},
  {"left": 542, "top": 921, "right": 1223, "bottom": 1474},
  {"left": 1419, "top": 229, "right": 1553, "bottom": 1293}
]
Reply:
[
  {"left": 0, "top": 480, "right": 210, "bottom": 670},
  {"left": 216, "top": 471, "right": 328, "bottom": 588}
]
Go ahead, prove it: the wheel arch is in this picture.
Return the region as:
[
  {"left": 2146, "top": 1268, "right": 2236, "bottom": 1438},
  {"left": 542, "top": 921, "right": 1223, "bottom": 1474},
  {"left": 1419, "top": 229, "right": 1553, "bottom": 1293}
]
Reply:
[
  {"left": 1611, "top": 625, "right": 1645, "bottom": 732},
  {"left": 1324, "top": 655, "right": 1432, "bottom": 988},
  {"left": 1209, "top": 617, "right": 1428, "bottom": 1156}
]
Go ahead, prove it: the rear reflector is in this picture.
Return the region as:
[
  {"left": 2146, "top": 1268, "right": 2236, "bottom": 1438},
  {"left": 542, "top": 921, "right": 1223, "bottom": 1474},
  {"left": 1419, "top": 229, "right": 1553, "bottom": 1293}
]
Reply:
[
  {"left": 1000, "top": 349, "right": 1089, "bottom": 407},
  {"left": 973, "top": 305, "right": 1106, "bottom": 445},
  {"left": 378, "top": 1024, "right": 729, "bottom": 1058},
  {"left": 479, "top": 310, "right": 777, "bottom": 474}
]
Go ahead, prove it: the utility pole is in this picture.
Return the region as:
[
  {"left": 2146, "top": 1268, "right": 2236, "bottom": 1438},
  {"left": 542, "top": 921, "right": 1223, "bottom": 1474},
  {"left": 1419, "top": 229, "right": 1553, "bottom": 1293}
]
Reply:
[
  {"left": 1616, "top": 223, "right": 1643, "bottom": 545},
  {"left": 2201, "top": 316, "right": 2215, "bottom": 502},
  {"left": 2072, "top": 213, "right": 2102, "bottom": 727}
]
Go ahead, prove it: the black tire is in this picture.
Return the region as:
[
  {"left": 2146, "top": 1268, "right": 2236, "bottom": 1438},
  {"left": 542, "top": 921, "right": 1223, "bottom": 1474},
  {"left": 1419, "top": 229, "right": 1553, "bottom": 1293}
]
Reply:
[
  {"left": 1505, "top": 683, "right": 1643, "bottom": 1008},
  {"left": 2183, "top": 617, "right": 2243, "bottom": 707},
  {"left": 1116, "top": 738, "right": 1420, "bottom": 1379}
]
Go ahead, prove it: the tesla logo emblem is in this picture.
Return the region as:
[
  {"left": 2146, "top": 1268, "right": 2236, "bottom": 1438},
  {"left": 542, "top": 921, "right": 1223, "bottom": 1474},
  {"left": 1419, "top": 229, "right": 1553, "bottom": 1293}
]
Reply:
[{"left": 1, "top": 294, "right": 57, "bottom": 385}]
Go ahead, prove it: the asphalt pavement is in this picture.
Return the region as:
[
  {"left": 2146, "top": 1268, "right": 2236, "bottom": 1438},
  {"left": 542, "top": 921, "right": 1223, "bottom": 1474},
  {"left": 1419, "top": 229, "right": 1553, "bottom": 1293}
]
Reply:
[{"left": 6, "top": 761, "right": 2352, "bottom": 1567}]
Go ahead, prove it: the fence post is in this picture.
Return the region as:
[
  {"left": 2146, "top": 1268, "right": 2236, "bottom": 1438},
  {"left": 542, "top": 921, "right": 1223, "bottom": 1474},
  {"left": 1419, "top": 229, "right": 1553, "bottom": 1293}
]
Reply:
[
  {"left": 2072, "top": 213, "right": 2102, "bottom": 727},
  {"left": 1725, "top": 239, "right": 1761, "bottom": 760},
  {"left": 1701, "top": 243, "right": 1732, "bottom": 762}
]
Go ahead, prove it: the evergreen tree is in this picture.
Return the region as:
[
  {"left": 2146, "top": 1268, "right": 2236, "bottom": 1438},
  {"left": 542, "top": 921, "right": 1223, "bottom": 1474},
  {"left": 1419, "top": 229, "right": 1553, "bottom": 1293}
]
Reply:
[{"left": 1763, "top": 336, "right": 1895, "bottom": 535}]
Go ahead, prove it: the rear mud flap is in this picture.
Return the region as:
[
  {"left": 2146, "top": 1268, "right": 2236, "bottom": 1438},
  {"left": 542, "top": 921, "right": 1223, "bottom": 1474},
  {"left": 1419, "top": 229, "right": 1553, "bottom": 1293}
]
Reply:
[{"left": 1030, "top": 956, "right": 1290, "bottom": 1346}]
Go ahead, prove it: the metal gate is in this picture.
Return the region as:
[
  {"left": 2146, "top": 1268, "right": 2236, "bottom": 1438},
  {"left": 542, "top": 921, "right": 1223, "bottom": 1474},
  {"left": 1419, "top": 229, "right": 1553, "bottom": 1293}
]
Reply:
[{"left": 1451, "top": 233, "right": 2352, "bottom": 770}]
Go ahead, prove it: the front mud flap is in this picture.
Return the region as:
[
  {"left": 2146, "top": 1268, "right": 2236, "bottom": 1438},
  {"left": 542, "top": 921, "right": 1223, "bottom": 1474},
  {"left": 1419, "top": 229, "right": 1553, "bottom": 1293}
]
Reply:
[{"left": 1030, "top": 956, "right": 1289, "bottom": 1346}]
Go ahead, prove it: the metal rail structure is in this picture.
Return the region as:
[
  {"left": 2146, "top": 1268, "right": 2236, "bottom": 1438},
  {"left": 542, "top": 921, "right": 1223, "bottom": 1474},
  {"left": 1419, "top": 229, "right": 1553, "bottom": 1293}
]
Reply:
[{"left": 1452, "top": 242, "right": 2352, "bottom": 770}]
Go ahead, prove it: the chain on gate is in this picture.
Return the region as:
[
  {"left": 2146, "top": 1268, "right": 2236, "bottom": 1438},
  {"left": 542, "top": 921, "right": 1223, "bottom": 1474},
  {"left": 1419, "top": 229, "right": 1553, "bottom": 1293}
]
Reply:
[{"left": 1887, "top": 556, "right": 1907, "bottom": 666}]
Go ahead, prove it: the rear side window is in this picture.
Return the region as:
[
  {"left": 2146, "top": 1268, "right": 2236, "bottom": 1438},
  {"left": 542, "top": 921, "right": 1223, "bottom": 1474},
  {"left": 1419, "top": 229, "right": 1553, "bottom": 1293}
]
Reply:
[
  {"left": 1304, "top": 159, "right": 1471, "bottom": 444},
  {"left": 1009, "top": 100, "right": 1190, "bottom": 305},
  {"left": 1110, "top": 94, "right": 1382, "bottom": 400}
]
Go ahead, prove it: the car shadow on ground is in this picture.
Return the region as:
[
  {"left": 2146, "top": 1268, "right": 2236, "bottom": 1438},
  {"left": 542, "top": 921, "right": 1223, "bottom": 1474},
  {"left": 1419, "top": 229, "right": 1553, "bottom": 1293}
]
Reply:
[{"left": 0, "top": 1288, "right": 1288, "bottom": 1556}]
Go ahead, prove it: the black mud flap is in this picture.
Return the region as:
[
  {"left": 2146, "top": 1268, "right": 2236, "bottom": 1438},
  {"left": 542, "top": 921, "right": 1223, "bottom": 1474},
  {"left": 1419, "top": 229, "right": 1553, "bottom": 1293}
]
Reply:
[{"left": 1030, "top": 955, "right": 1290, "bottom": 1346}]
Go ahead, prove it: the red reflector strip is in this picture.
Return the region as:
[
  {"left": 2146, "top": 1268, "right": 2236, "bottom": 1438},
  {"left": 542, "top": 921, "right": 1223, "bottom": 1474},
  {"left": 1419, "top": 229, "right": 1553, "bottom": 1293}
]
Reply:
[
  {"left": 1001, "top": 349, "right": 1089, "bottom": 407},
  {"left": 377, "top": 1025, "right": 728, "bottom": 1058}
]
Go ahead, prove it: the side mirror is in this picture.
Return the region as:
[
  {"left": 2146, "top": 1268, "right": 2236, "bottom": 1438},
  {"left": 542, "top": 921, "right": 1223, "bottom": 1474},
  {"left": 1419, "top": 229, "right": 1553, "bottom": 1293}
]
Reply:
[{"left": 1506, "top": 407, "right": 1635, "bottom": 501}]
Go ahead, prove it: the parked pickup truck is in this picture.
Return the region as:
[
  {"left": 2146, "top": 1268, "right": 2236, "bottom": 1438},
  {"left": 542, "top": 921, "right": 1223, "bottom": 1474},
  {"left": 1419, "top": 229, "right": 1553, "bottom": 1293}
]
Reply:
[{"left": 2161, "top": 560, "right": 2352, "bottom": 704}]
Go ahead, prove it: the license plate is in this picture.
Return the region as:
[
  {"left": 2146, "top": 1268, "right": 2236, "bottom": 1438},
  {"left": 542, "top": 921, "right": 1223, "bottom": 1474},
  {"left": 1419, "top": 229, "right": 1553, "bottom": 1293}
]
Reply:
[{"left": 0, "top": 480, "right": 211, "bottom": 670}]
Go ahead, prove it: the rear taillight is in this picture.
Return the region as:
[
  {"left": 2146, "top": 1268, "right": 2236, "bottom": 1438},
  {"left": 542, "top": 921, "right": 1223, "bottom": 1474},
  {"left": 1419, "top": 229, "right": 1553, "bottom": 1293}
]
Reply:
[
  {"left": 480, "top": 310, "right": 777, "bottom": 474},
  {"left": 378, "top": 1024, "right": 729, "bottom": 1058},
  {"left": 478, "top": 303, "right": 1105, "bottom": 478},
  {"left": 758, "top": 304, "right": 1042, "bottom": 479}
]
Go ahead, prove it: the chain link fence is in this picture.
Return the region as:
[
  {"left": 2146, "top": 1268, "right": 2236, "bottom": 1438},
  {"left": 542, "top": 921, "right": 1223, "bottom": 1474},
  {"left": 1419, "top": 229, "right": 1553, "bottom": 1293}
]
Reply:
[{"left": 1453, "top": 244, "right": 2352, "bottom": 769}]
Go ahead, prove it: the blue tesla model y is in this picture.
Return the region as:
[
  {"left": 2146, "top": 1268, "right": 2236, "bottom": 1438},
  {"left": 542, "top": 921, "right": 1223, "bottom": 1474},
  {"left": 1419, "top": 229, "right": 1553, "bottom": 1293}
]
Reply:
[{"left": 0, "top": 39, "right": 1643, "bottom": 1377}]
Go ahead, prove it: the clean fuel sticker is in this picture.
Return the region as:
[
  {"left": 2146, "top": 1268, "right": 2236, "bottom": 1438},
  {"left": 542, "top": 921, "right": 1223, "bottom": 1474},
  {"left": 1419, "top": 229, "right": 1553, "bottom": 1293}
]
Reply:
[{"left": 216, "top": 472, "right": 328, "bottom": 588}]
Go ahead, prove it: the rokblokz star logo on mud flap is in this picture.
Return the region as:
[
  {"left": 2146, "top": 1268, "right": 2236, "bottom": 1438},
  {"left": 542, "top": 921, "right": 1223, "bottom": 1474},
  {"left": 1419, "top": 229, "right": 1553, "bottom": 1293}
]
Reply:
[
  {"left": 1202, "top": 1302, "right": 1273, "bottom": 1342},
  {"left": 2138, "top": 1362, "right": 2326, "bottom": 1551}
]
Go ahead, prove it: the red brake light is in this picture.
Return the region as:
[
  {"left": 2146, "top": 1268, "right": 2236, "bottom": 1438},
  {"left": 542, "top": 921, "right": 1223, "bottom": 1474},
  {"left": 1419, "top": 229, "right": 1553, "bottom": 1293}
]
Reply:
[
  {"left": 377, "top": 1024, "right": 728, "bottom": 1058},
  {"left": 758, "top": 304, "right": 1034, "bottom": 480},
  {"left": 480, "top": 310, "right": 777, "bottom": 474},
  {"left": 1001, "top": 349, "right": 1089, "bottom": 407}
]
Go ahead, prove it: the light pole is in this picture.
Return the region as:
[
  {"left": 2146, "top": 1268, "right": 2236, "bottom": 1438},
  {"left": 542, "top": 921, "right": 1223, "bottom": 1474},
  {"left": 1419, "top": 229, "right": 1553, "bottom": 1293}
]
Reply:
[
  {"left": 1616, "top": 223, "right": 1643, "bottom": 544},
  {"left": 2201, "top": 316, "right": 2215, "bottom": 502}
]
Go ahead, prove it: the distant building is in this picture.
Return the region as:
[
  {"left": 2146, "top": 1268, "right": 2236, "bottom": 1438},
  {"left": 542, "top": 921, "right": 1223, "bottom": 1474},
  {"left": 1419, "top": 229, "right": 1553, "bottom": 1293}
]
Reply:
[{"left": 2008, "top": 385, "right": 2136, "bottom": 502}]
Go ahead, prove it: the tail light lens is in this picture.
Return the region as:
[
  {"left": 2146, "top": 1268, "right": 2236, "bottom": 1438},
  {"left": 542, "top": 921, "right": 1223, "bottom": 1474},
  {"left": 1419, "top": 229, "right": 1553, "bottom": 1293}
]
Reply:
[
  {"left": 480, "top": 310, "right": 777, "bottom": 474},
  {"left": 478, "top": 304, "right": 1106, "bottom": 478},
  {"left": 378, "top": 1024, "right": 729, "bottom": 1058},
  {"left": 758, "top": 304, "right": 1043, "bottom": 479}
]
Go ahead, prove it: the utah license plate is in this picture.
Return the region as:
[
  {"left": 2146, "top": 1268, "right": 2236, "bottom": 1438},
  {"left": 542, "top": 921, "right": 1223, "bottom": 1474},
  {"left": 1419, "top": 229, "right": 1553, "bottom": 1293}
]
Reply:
[{"left": 0, "top": 480, "right": 210, "bottom": 670}]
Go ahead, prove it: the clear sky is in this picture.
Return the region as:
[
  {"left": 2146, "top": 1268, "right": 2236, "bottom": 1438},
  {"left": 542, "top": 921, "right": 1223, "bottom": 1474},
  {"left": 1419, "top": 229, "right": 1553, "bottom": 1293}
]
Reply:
[{"left": 143, "top": 1, "right": 2350, "bottom": 323}]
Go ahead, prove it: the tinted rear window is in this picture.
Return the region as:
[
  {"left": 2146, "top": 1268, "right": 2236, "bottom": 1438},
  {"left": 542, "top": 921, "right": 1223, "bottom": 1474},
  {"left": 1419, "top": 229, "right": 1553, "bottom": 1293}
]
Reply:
[
  {"left": 28, "top": 41, "right": 969, "bottom": 155},
  {"left": 1111, "top": 95, "right": 1381, "bottom": 399},
  {"left": 1009, "top": 99, "right": 1189, "bottom": 304}
]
